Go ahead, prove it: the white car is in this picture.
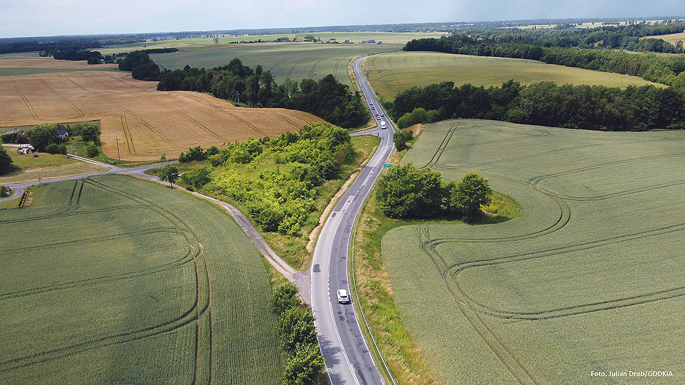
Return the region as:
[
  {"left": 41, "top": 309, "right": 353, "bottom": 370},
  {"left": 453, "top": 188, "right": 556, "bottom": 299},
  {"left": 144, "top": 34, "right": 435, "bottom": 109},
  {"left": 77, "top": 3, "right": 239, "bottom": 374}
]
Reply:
[{"left": 337, "top": 289, "right": 350, "bottom": 304}]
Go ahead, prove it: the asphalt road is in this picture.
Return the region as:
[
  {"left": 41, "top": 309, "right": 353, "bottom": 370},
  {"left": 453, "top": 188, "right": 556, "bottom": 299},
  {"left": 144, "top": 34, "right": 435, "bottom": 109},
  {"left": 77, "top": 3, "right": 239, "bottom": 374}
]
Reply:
[{"left": 310, "top": 56, "right": 395, "bottom": 385}]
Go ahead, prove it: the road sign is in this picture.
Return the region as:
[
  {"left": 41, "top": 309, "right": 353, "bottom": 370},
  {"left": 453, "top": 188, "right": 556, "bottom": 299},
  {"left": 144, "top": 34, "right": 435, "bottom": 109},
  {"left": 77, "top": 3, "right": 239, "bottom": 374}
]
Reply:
[{"left": 383, "top": 164, "right": 392, "bottom": 168}]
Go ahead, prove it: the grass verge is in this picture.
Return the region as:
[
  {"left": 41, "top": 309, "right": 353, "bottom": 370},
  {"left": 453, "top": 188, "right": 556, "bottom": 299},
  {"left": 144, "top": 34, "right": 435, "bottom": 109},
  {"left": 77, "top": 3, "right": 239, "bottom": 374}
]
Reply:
[{"left": 351, "top": 147, "right": 519, "bottom": 384}]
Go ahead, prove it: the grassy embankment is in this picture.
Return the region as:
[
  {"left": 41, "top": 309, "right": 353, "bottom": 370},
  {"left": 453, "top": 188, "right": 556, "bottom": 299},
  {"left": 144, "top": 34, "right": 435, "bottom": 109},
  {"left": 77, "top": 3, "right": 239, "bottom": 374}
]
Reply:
[{"left": 365, "top": 51, "right": 665, "bottom": 101}]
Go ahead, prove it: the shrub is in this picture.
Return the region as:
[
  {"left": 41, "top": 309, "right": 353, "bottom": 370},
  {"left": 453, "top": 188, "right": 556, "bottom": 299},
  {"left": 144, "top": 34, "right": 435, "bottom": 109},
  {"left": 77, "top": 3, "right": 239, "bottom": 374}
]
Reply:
[
  {"left": 45, "top": 143, "right": 61, "bottom": 154},
  {"left": 0, "top": 147, "right": 13, "bottom": 175},
  {"left": 85, "top": 144, "right": 99, "bottom": 158}
]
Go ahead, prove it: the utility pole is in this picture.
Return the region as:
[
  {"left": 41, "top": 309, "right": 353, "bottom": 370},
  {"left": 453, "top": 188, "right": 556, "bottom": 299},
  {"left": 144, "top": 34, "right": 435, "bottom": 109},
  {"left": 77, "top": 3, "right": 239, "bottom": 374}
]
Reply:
[{"left": 115, "top": 135, "right": 120, "bottom": 161}]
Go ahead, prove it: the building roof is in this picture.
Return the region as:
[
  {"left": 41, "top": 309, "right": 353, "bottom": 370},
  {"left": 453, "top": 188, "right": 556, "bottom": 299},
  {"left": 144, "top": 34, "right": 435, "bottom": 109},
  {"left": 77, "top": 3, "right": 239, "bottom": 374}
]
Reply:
[{"left": 56, "top": 124, "right": 68, "bottom": 137}]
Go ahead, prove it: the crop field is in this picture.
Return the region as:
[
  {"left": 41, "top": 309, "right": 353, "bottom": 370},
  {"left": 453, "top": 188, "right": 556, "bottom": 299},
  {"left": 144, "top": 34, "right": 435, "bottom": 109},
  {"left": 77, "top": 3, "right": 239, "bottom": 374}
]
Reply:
[
  {"left": 0, "top": 174, "right": 281, "bottom": 384},
  {"left": 382, "top": 119, "right": 685, "bottom": 384},
  {"left": 0, "top": 70, "right": 320, "bottom": 161},
  {"left": 364, "top": 52, "right": 662, "bottom": 101},
  {"left": 150, "top": 42, "right": 402, "bottom": 89},
  {"left": 0, "top": 54, "right": 119, "bottom": 76},
  {"left": 653, "top": 31, "right": 685, "bottom": 45}
]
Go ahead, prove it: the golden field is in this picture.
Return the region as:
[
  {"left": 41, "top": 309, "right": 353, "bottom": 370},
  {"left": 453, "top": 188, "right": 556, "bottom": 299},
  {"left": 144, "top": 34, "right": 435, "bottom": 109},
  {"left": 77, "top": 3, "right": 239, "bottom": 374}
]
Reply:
[{"left": 0, "top": 66, "right": 321, "bottom": 161}]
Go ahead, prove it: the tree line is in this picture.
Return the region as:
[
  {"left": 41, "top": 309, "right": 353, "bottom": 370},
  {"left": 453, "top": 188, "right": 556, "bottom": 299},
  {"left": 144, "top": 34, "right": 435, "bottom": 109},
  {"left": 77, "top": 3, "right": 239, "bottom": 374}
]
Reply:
[
  {"left": 404, "top": 30, "right": 685, "bottom": 89},
  {"left": 269, "top": 284, "right": 324, "bottom": 385},
  {"left": 386, "top": 80, "right": 685, "bottom": 131},
  {"left": 156, "top": 59, "right": 370, "bottom": 128},
  {"left": 408, "top": 20, "right": 685, "bottom": 54},
  {"left": 0, "top": 38, "right": 102, "bottom": 55}
]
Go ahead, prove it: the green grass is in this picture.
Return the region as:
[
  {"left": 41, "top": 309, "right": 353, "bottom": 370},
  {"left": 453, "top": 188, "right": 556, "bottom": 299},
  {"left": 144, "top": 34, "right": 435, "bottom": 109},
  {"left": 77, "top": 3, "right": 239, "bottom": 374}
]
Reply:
[
  {"left": 379, "top": 119, "right": 685, "bottom": 384},
  {"left": 149, "top": 42, "right": 403, "bottom": 89},
  {"left": 0, "top": 196, "right": 20, "bottom": 209},
  {"left": 0, "top": 174, "right": 282, "bottom": 384},
  {"left": 0, "top": 147, "right": 107, "bottom": 185},
  {"left": 365, "top": 51, "right": 664, "bottom": 101}
]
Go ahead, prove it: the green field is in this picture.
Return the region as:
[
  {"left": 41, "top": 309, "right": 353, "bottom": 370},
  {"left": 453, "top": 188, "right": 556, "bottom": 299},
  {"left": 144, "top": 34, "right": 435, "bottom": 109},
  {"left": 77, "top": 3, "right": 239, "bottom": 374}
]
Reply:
[
  {"left": 0, "top": 174, "right": 281, "bottom": 384},
  {"left": 149, "top": 42, "right": 404, "bottom": 89},
  {"left": 381, "top": 120, "right": 685, "bottom": 384},
  {"left": 365, "top": 52, "right": 663, "bottom": 101},
  {"left": 101, "top": 32, "right": 446, "bottom": 53}
]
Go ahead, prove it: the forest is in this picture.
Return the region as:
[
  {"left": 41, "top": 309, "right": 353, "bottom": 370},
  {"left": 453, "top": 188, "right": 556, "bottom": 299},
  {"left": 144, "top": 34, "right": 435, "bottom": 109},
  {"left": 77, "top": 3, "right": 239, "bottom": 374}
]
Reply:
[{"left": 387, "top": 80, "right": 685, "bottom": 132}]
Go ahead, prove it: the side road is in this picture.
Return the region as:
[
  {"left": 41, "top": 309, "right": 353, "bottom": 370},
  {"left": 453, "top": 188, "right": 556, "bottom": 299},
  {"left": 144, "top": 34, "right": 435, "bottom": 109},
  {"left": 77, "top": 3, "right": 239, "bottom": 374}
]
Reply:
[{"left": 0, "top": 155, "right": 310, "bottom": 296}]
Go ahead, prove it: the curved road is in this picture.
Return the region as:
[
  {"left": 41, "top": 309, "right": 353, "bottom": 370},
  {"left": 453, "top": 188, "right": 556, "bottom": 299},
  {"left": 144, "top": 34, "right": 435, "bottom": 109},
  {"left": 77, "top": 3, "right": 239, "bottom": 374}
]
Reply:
[
  {"left": 2, "top": 56, "right": 395, "bottom": 384},
  {"left": 310, "top": 56, "right": 395, "bottom": 385}
]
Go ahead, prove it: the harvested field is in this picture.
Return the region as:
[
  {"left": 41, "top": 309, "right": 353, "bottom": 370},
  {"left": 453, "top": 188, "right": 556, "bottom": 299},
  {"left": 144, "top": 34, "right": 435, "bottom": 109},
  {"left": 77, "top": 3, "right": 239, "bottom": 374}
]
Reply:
[
  {"left": 648, "top": 31, "right": 685, "bottom": 45},
  {"left": 0, "top": 55, "right": 119, "bottom": 76},
  {"left": 382, "top": 119, "right": 685, "bottom": 384},
  {"left": 0, "top": 174, "right": 281, "bottom": 384},
  {"left": 0, "top": 71, "right": 321, "bottom": 161}
]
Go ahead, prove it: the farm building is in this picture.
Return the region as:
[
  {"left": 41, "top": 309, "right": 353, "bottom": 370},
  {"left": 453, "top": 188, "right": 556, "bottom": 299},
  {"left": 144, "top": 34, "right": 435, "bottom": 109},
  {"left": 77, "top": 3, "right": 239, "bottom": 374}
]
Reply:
[{"left": 56, "top": 124, "right": 69, "bottom": 140}]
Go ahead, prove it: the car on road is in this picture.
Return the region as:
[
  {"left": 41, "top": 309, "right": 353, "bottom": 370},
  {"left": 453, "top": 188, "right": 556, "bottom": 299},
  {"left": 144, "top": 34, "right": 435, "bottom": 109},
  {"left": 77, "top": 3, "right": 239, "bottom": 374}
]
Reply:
[
  {"left": 337, "top": 289, "right": 350, "bottom": 304},
  {"left": 376, "top": 116, "right": 381, "bottom": 120}
]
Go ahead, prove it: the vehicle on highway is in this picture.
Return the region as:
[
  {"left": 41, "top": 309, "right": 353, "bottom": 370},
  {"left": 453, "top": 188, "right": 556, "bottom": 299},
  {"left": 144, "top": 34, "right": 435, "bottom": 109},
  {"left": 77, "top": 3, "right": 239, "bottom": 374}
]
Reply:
[
  {"left": 381, "top": 121, "right": 386, "bottom": 129},
  {"left": 337, "top": 289, "right": 350, "bottom": 304},
  {"left": 376, "top": 116, "right": 381, "bottom": 120}
]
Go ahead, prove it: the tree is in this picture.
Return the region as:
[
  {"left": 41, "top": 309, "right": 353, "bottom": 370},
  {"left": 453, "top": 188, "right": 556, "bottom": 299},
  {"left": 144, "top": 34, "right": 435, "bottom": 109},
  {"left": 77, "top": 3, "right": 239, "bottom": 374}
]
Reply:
[
  {"left": 375, "top": 164, "right": 444, "bottom": 218},
  {"left": 158, "top": 165, "right": 179, "bottom": 187},
  {"left": 29, "top": 125, "right": 56, "bottom": 152},
  {"left": 80, "top": 124, "right": 100, "bottom": 144},
  {"left": 85, "top": 144, "right": 99, "bottom": 158},
  {"left": 393, "top": 129, "right": 413, "bottom": 151},
  {"left": 450, "top": 172, "right": 492, "bottom": 221},
  {"left": 269, "top": 283, "right": 300, "bottom": 316},
  {"left": 280, "top": 343, "right": 325, "bottom": 385},
  {"left": 0, "top": 147, "right": 13, "bottom": 175}
]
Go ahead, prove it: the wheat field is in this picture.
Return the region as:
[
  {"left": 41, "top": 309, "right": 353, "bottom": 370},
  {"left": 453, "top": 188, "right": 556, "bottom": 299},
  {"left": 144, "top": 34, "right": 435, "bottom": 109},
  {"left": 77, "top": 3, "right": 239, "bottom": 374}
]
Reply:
[{"left": 0, "top": 68, "right": 321, "bottom": 161}]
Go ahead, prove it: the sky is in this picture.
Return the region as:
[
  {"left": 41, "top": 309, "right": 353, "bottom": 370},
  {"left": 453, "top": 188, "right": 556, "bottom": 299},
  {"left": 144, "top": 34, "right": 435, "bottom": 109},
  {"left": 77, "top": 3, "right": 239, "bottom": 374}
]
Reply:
[{"left": 0, "top": 0, "right": 683, "bottom": 38}]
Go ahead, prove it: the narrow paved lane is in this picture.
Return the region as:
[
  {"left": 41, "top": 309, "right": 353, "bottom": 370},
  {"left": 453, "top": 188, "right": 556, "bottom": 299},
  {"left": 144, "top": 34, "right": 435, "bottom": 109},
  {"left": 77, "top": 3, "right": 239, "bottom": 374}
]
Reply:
[{"left": 310, "top": 56, "right": 395, "bottom": 385}]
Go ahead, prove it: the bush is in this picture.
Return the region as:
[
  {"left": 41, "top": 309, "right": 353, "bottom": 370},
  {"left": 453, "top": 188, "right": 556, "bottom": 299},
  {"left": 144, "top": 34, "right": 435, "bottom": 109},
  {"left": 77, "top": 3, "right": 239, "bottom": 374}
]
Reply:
[
  {"left": 269, "top": 283, "right": 300, "bottom": 315},
  {"left": 450, "top": 172, "right": 493, "bottom": 221},
  {"left": 45, "top": 143, "right": 66, "bottom": 155},
  {"left": 0, "top": 147, "right": 13, "bottom": 175},
  {"left": 85, "top": 144, "right": 99, "bottom": 158},
  {"left": 178, "top": 167, "right": 211, "bottom": 190},
  {"left": 376, "top": 164, "right": 444, "bottom": 218},
  {"left": 393, "top": 129, "right": 414, "bottom": 151}
]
